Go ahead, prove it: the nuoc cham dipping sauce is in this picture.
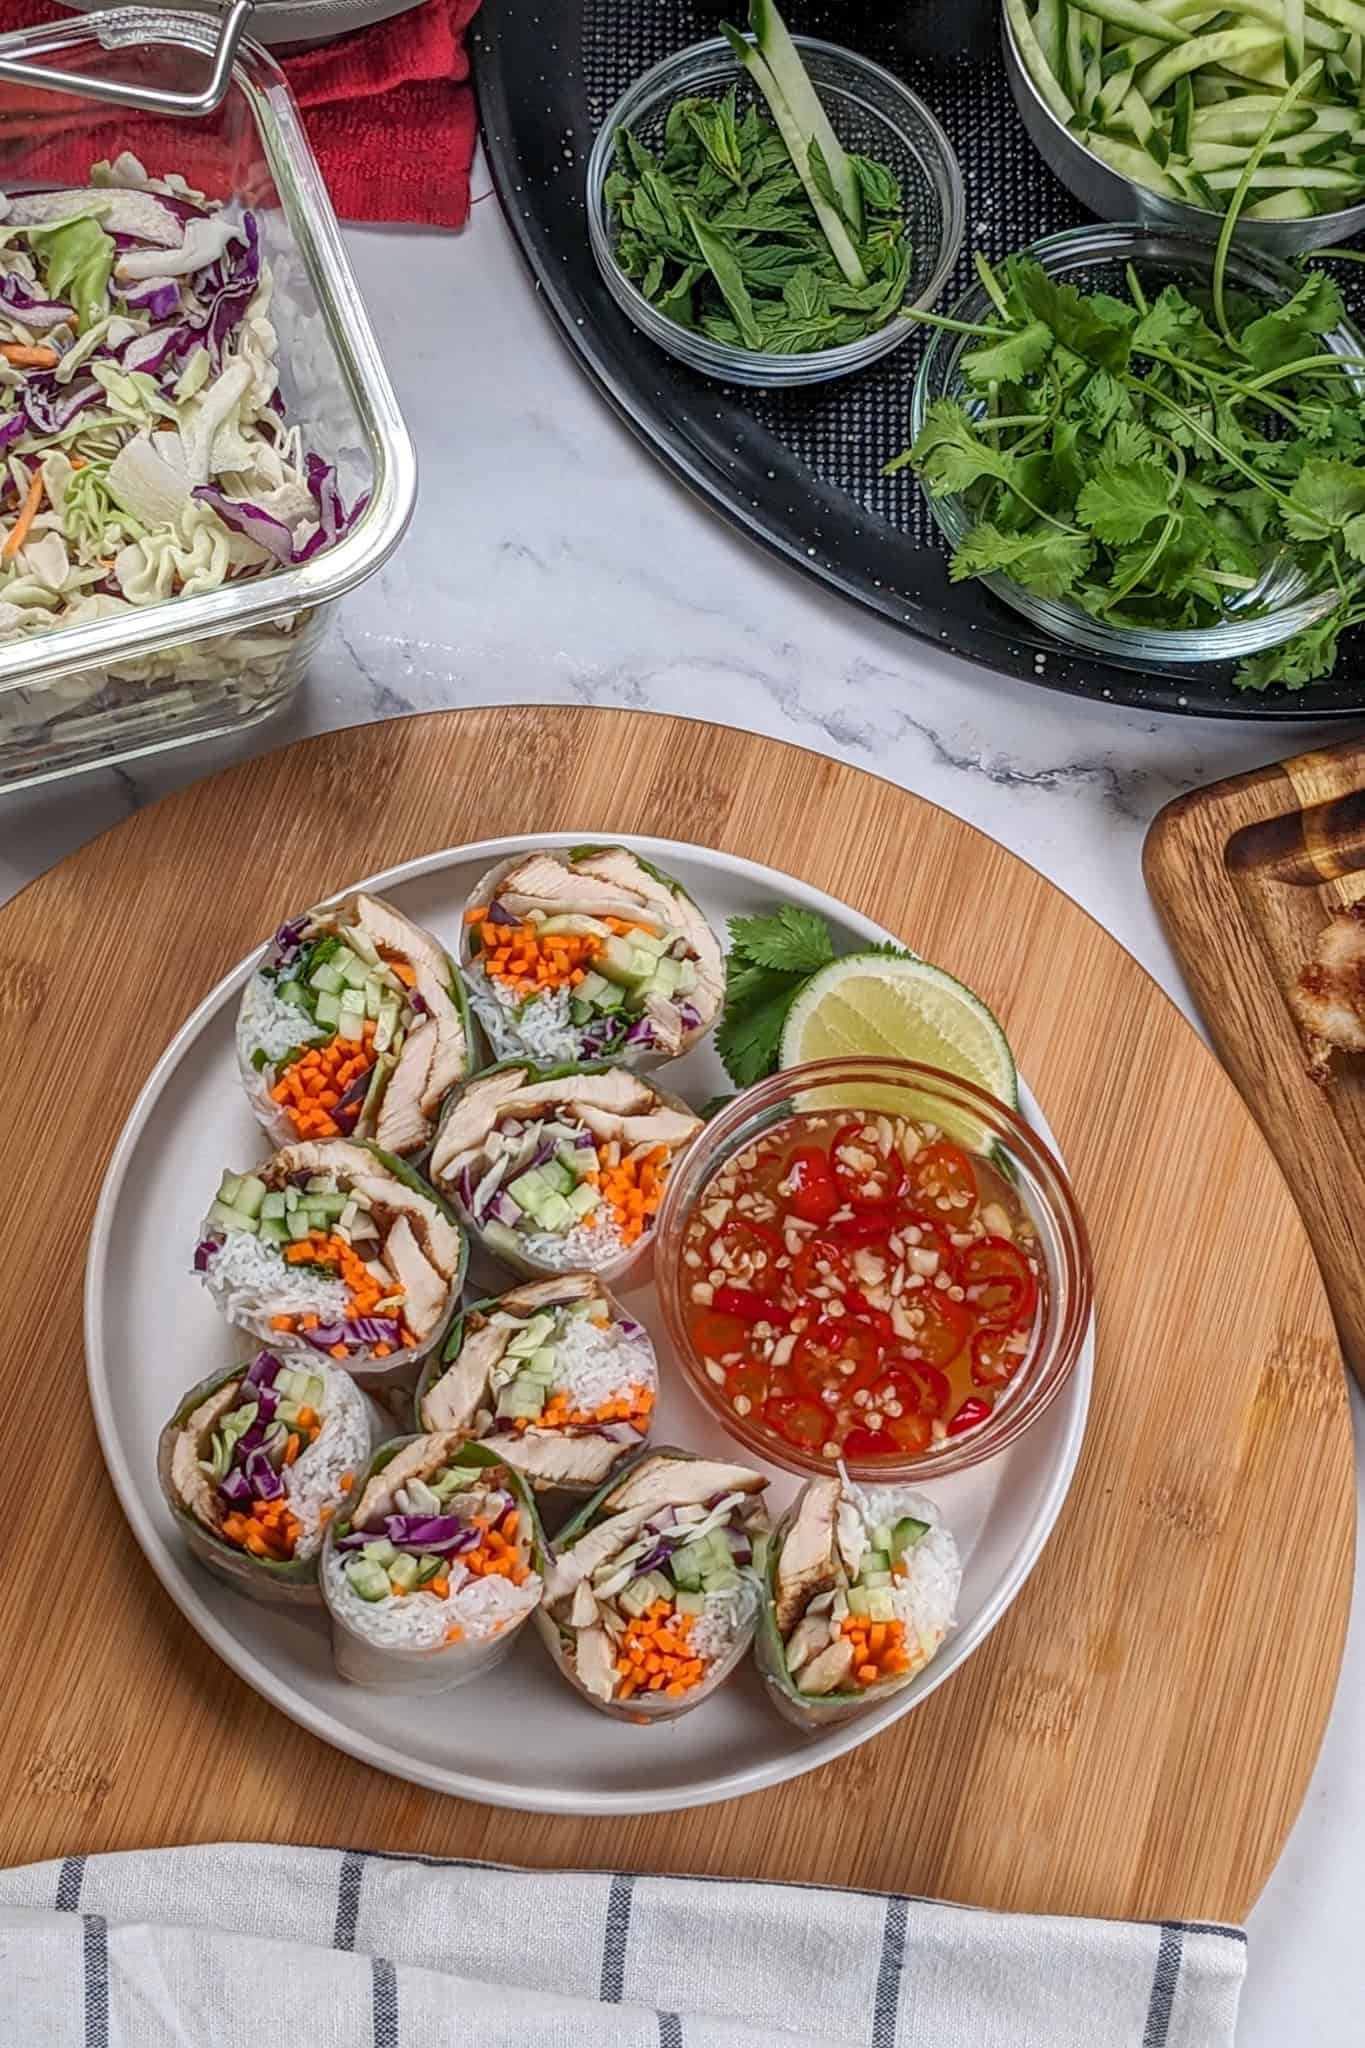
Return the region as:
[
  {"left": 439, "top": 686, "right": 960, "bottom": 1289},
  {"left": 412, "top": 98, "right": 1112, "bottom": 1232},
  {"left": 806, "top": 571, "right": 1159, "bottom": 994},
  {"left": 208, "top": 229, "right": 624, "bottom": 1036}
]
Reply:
[{"left": 678, "top": 1110, "right": 1042, "bottom": 1463}]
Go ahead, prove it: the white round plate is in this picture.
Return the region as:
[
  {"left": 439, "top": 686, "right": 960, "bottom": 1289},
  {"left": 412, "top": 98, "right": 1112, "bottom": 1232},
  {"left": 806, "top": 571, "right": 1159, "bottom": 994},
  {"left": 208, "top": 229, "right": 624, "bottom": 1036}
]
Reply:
[{"left": 87, "top": 834, "right": 1093, "bottom": 1815}]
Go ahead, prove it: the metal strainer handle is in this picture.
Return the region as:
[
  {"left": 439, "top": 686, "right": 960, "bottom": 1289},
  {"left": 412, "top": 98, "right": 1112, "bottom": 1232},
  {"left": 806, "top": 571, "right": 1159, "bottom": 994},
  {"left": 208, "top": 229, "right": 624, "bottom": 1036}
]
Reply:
[{"left": 0, "top": 0, "right": 256, "bottom": 117}]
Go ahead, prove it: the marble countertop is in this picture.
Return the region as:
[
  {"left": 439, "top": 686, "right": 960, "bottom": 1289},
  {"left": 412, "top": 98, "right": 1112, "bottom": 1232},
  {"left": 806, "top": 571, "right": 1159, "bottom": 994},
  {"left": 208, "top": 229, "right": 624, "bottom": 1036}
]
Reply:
[{"left": 4, "top": 172, "right": 1362, "bottom": 2044}]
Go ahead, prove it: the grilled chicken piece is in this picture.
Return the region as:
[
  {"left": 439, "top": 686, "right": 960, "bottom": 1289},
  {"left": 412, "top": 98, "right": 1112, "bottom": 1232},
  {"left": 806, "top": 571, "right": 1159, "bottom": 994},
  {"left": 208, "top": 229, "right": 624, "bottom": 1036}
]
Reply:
[
  {"left": 351, "top": 893, "right": 450, "bottom": 987},
  {"left": 353, "top": 1431, "right": 464, "bottom": 1526},
  {"left": 835, "top": 1498, "right": 868, "bottom": 1583},
  {"left": 270, "top": 1137, "right": 460, "bottom": 1273},
  {"left": 784, "top": 1611, "right": 836, "bottom": 1676},
  {"left": 543, "top": 1505, "right": 654, "bottom": 1602},
  {"left": 170, "top": 1378, "right": 242, "bottom": 1529},
  {"left": 569, "top": 1580, "right": 600, "bottom": 1628},
  {"left": 382, "top": 1214, "right": 447, "bottom": 1338},
  {"left": 411, "top": 963, "right": 467, "bottom": 1110},
  {"left": 431, "top": 1067, "right": 664, "bottom": 1180},
  {"left": 572, "top": 847, "right": 724, "bottom": 1013},
  {"left": 574, "top": 1622, "right": 619, "bottom": 1702},
  {"left": 1289, "top": 904, "right": 1365, "bottom": 1083},
  {"left": 774, "top": 1478, "right": 841, "bottom": 1634},
  {"left": 375, "top": 1025, "right": 436, "bottom": 1156},
  {"left": 604, "top": 1454, "right": 766, "bottom": 1517},
  {"left": 482, "top": 1428, "right": 623, "bottom": 1488},
  {"left": 420, "top": 1320, "right": 510, "bottom": 1432},
  {"left": 796, "top": 1636, "right": 856, "bottom": 1696},
  {"left": 500, "top": 1274, "right": 601, "bottom": 1314},
  {"left": 430, "top": 1069, "right": 532, "bottom": 1174},
  {"left": 496, "top": 853, "right": 652, "bottom": 925}
]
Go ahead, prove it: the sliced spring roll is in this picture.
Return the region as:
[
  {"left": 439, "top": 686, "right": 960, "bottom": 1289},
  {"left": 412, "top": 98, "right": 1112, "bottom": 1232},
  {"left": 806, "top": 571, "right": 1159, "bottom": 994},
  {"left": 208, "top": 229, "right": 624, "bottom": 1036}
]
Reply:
[
  {"left": 428, "top": 1061, "right": 702, "bottom": 1283},
  {"left": 414, "top": 1274, "right": 658, "bottom": 1494},
  {"left": 756, "top": 1476, "right": 961, "bottom": 1730},
  {"left": 158, "top": 1349, "right": 372, "bottom": 1605},
  {"left": 460, "top": 844, "right": 723, "bottom": 1067},
  {"left": 321, "top": 1437, "right": 544, "bottom": 1694},
  {"left": 237, "top": 892, "right": 473, "bottom": 1158},
  {"left": 194, "top": 1138, "right": 467, "bottom": 1395},
  {"left": 536, "top": 1447, "right": 769, "bottom": 1721}
]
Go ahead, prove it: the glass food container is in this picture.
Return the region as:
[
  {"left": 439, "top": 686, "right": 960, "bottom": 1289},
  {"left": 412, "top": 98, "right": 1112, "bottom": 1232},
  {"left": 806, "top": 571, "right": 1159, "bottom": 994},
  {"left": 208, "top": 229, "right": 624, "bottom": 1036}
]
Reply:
[{"left": 0, "top": 7, "right": 416, "bottom": 793}]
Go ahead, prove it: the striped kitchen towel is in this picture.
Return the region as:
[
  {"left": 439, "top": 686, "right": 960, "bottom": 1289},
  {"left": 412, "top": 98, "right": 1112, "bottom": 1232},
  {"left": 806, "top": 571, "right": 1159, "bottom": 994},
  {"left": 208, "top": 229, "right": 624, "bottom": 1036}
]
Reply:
[{"left": 0, "top": 1844, "right": 1245, "bottom": 2046}]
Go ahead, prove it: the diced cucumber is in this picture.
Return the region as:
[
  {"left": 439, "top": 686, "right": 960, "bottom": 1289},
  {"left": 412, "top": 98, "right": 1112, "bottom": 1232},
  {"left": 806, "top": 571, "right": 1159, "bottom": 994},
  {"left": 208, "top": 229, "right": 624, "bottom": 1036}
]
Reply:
[
  {"left": 867, "top": 1588, "right": 897, "bottom": 1623},
  {"left": 567, "top": 1184, "right": 600, "bottom": 1220},
  {"left": 671, "top": 1542, "right": 707, "bottom": 1591},
  {"left": 861, "top": 1569, "right": 893, "bottom": 1589},
  {"left": 258, "top": 1216, "right": 290, "bottom": 1247},
  {"left": 595, "top": 934, "right": 655, "bottom": 989},
  {"left": 846, "top": 1586, "right": 873, "bottom": 1617},
  {"left": 338, "top": 1003, "right": 366, "bottom": 1043},
  {"left": 575, "top": 970, "right": 612, "bottom": 1005},
  {"left": 497, "top": 1384, "right": 546, "bottom": 1420},
  {"left": 507, "top": 1314, "right": 557, "bottom": 1357},
  {"left": 335, "top": 948, "right": 367, "bottom": 989},
  {"left": 347, "top": 925, "right": 380, "bottom": 967},
  {"left": 261, "top": 1190, "right": 287, "bottom": 1221},
  {"left": 288, "top": 1210, "right": 314, "bottom": 1242},
  {"left": 310, "top": 962, "right": 345, "bottom": 995},
  {"left": 645, "top": 956, "right": 684, "bottom": 998},
  {"left": 364, "top": 978, "right": 383, "bottom": 1020},
  {"left": 871, "top": 1522, "right": 894, "bottom": 1553},
  {"left": 703, "top": 1565, "right": 740, "bottom": 1593},
  {"left": 528, "top": 1347, "right": 560, "bottom": 1378},
  {"left": 542, "top": 1159, "right": 575, "bottom": 1197},
  {"left": 233, "top": 1173, "right": 268, "bottom": 1220},
  {"left": 311, "top": 1193, "right": 348, "bottom": 1222},
  {"left": 387, "top": 1553, "right": 420, "bottom": 1592},
  {"left": 360, "top": 1537, "right": 398, "bottom": 1565},
  {"left": 276, "top": 979, "right": 308, "bottom": 1009},
  {"left": 314, "top": 990, "right": 341, "bottom": 1029},
  {"left": 304, "top": 1374, "right": 325, "bottom": 1408},
  {"left": 861, "top": 1548, "right": 891, "bottom": 1576},
  {"left": 891, "top": 1516, "right": 930, "bottom": 1557},
  {"left": 374, "top": 998, "right": 401, "bottom": 1053},
  {"left": 413, "top": 1554, "right": 444, "bottom": 1586},
  {"left": 674, "top": 1590, "right": 706, "bottom": 1617},
  {"left": 207, "top": 1200, "right": 253, "bottom": 1235},
  {"left": 482, "top": 1220, "right": 525, "bottom": 1258},
  {"left": 346, "top": 1559, "right": 392, "bottom": 1602},
  {"left": 508, "top": 1170, "right": 549, "bottom": 1214},
  {"left": 275, "top": 1366, "right": 302, "bottom": 1398},
  {"left": 537, "top": 1192, "right": 573, "bottom": 1232},
  {"left": 621, "top": 1570, "right": 674, "bottom": 1617}
]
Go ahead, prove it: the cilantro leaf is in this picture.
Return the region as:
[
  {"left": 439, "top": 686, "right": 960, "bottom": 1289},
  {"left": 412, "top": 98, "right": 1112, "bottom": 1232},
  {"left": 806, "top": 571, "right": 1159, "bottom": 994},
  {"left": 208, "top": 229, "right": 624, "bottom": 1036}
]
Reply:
[
  {"left": 1076, "top": 460, "right": 1174, "bottom": 544},
  {"left": 949, "top": 521, "right": 1093, "bottom": 598},
  {"left": 1344, "top": 513, "right": 1365, "bottom": 565},
  {"left": 728, "top": 905, "right": 834, "bottom": 974},
  {"left": 1007, "top": 259, "right": 1136, "bottom": 371},
  {"left": 1283, "top": 458, "right": 1365, "bottom": 542},
  {"left": 1241, "top": 271, "right": 1345, "bottom": 376},
  {"left": 716, "top": 967, "right": 803, "bottom": 1087},
  {"left": 909, "top": 399, "right": 1015, "bottom": 495},
  {"left": 959, "top": 319, "right": 1053, "bottom": 387},
  {"left": 1235, "top": 616, "right": 1344, "bottom": 691},
  {"left": 1103, "top": 417, "right": 1153, "bottom": 466}
]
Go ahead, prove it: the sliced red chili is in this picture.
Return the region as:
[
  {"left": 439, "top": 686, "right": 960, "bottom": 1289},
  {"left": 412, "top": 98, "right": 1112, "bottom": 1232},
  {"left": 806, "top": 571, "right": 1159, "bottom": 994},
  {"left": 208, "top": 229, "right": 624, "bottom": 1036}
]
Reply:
[
  {"left": 784, "top": 1144, "right": 839, "bottom": 1225},
  {"left": 717, "top": 1217, "right": 785, "bottom": 1296},
  {"left": 842, "top": 1426, "right": 899, "bottom": 1460},
  {"left": 880, "top": 1361, "right": 951, "bottom": 1419},
  {"left": 689, "top": 1310, "right": 747, "bottom": 1358},
  {"left": 883, "top": 1411, "right": 933, "bottom": 1454},
  {"left": 792, "top": 1237, "right": 852, "bottom": 1295},
  {"left": 906, "top": 1291, "right": 974, "bottom": 1368},
  {"left": 959, "top": 1237, "right": 1037, "bottom": 1328},
  {"left": 831, "top": 1121, "right": 906, "bottom": 1209},
  {"left": 843, "top": 1289, "right": 895, "bottom": 1340},
  {"left": 906, "top": 1140, "right": 978, "bottom": 1219},
  {"left": 713, "top": 1285, "right": 791, "bottom": 1328},
  {"left": 763, "top": 1395, "right": 828, "bottom": 1449},
  {"left": 971, "top": 1326, "right": 1028, "bottom": 1387},
  {"left": 793, "top": 1316, "right": 886, "bottom": 1394},
  {"left": 831, "top": 1212, "right": 896, "bottom": 1248},
  {"left": 946, "top": 1395, "right": 992, "bottom": 1437}
]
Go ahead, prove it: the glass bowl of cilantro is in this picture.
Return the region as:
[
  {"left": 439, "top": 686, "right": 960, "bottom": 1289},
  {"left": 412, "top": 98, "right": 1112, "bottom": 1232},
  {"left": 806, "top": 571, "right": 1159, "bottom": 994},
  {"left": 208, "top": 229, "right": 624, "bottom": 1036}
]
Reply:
[
  {"left": 899, "top": 225, "right": 1365, "bottom": 690},
  {"left": 586, "top": 27, "right": 965, "bottom": 387}
]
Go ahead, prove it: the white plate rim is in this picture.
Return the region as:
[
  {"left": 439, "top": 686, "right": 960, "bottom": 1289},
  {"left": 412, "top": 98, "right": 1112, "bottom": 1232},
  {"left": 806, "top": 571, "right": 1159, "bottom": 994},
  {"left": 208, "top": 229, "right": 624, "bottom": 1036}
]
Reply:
[{"left": 85, "top": 832, "right": 1094, "bottom": 1815}]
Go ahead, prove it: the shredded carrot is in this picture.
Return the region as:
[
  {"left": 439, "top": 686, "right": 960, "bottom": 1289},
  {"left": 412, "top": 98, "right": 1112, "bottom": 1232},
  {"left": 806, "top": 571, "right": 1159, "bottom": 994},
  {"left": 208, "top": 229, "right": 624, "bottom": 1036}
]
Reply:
[
  {"left": 457, "top": 1500, "right": 530, "bottom": 1585},
  {"left": 283, "top": 1432, "right": 301, "bottom": 1465},
  {"left": 2, "top": 466, "right": 44, "bottom": 561},
  {"left": 319, "top": 1506, "right": 333, "bottom": 1526},
  {"left": 614, "top": 1601, "right": 705, "bottom": 1701},
  {"left": 478, "top": 920, "right": 603, "bottom": 994},
  {"left": 430, "top": 1576, "right": 450, "bottom": 1599},
  {"left": 0, "top": 342, "right": 58, "bottom": 369},
  {"left": 339, "top": 1472, "right": 354, "bottom": 1492},
  {"left": 270, "top": 1314, "right": 294, "bottom": 1333},
  {"left": 518, "top": 1384, "right": 655, "bottom": 1435},
  {"left": 269, "top": 1024, "right": 377, "bottom": 1139},
  {"left": 595, "top": 1144, "right": 669, "bottom": 1246},
  {"left": 296, "top": 1406, "right": 319, "bottom": 1430},
  {"left": 463, "top": 906, "right": 489, "bottom": 925},
  {"left": 221, "top": 1494, "right": 303, "bottom": 1561},
  {"left": 445, "top": 1624, "right": 464, "bottom": 1642},
  {"left": 839, "top": 1615, "right": 912, "bottom": 1684},
  {"left": 283, "top": 1229, "right": 401, "bottom": 1326}
]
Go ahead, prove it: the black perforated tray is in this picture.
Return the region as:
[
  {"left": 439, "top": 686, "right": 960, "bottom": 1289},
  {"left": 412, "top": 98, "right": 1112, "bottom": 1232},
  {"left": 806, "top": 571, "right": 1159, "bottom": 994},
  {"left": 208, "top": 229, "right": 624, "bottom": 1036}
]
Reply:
[{"left": 472, "top": 0, "right": 1365, "bottom": 718}]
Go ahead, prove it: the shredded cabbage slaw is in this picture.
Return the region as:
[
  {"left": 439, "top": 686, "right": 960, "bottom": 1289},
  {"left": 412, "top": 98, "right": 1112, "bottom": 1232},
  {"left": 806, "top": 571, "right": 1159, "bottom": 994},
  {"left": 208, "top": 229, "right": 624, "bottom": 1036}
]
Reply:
[{"left": 0, "top": 153, "right": 364, "bottom": 652}]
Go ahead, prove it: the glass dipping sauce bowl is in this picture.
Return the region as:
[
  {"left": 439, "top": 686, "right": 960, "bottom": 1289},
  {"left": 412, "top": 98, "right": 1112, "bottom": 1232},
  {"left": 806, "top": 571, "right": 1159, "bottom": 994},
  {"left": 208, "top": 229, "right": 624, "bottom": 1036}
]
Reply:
[{"left": 655, "top": 1057, "right": 1092, "bottom": 1481}]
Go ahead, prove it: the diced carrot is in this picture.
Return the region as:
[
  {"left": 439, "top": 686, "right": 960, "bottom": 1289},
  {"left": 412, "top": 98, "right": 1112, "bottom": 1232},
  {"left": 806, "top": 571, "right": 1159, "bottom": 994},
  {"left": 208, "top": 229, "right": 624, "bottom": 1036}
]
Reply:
[
  {"left": 0, "top": 343, "right": 58, "bottom": 369},
  {"left": 2, "top": 465, "right": 44, "bottom": 560}
]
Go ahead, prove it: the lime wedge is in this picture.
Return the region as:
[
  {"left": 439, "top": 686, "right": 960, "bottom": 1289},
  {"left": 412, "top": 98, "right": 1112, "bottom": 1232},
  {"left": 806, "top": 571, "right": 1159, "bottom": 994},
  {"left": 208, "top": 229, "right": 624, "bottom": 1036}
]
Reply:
[{"left": 779, "top": 953, "right": 1018, "bottom": 1112}]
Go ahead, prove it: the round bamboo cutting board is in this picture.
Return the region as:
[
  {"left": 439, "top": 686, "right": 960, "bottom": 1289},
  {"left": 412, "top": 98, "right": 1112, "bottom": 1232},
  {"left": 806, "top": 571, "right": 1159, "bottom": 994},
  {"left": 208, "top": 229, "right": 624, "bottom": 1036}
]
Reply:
[{"left": 0, "top": 706, "right": 1352, "bottom": 1923}]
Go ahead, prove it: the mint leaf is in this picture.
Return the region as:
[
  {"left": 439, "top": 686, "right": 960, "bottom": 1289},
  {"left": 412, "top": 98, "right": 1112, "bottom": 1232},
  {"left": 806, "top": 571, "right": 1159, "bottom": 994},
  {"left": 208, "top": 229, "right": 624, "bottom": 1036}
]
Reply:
[
  {"left": 1076, "top": 461, "right": 1174, "bottom": 544},
  {"left": 849, "top": 152, "right": 901, "bottom": 212},
  {"left": 950, "top": 522, "right": 1093, "bottom": 598},
  {"left": 728, "top": 905, "right": 834, "bottom": 974},
  {"left": 909, "top": 399, "right": 1015, "bottom": 495},
  {"left": 959, "top": 319, "right": 1053, "bottom": 387}
]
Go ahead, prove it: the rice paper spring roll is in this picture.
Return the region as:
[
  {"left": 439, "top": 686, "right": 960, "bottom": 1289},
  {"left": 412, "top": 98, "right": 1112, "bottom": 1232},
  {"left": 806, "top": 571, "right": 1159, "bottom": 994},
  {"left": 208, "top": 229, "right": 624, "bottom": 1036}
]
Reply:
[
  {"left": 460, "top": 844, "right": 723, "bottom": 1067},
  {"left": 756, "top": 1475, "right": 961, "bottom": 1731},
  {"left": 321, "top": 1436, "right": 545, "bottom": 1694},
  {"left": 158, "top": 1349, "right": 372, "bottom": 1605},
  {"left": 428, "top": 1061, "right": 702, "bottom": 1284},
  {"left": 536, "top": 1447, "right": 769, "bottom": 1721},
  {"left": 193, "top": 1138, "right": 467, "bottom": 1396},
  {"left": 415, "top": 1273, "right": 658, "bottom": 1494},
  {"left": 237, "top": 892, "right": 473, "bottom": 1158}
]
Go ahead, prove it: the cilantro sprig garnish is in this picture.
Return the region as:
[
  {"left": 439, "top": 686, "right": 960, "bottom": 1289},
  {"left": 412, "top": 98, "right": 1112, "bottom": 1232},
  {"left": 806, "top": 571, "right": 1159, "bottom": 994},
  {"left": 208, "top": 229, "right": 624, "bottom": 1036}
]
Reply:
[
  {"left": 715, "top": 906, "right": 908, "bottom": 1087},
  {"left": 890, "top": 242, "right": 1365, "bottom": 692}
]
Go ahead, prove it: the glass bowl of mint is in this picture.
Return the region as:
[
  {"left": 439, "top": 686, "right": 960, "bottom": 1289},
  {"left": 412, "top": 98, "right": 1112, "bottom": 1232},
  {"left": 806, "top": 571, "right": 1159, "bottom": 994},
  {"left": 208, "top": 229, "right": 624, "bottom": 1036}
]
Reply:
[
  {"left": 902, "top": 225, "right": 1365, "bottom": 690},
  {"left": 586, "top": 18, "right": 965, "bottom": 388}
]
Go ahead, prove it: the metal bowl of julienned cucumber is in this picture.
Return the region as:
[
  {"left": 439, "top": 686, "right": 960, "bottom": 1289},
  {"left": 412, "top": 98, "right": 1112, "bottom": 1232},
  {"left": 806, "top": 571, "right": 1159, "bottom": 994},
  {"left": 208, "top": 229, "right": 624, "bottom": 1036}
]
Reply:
[{"left": 1001, "top": 0, "right": 1365, "bottom": 256}]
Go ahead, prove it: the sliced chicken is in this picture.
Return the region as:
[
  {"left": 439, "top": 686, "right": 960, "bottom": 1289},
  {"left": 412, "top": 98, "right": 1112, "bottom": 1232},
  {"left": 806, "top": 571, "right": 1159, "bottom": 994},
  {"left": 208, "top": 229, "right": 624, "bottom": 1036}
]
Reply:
[
  {"left": 482, "top": 1428, "right": 622, "bottom": 1488},
  {"left": 568, "top": 1579, "right": 600, "bottom": 1628},
  {"left": 622, "top": 1107, "right": 702, "bottom": 1148},
  {"left": 605, "top": 1454, "right": 766, "bottom": 1517},
  {"left": 574, "top": 847, "right": 725, "bottom": 1015},
  {"left": 796, "top": 1636, "right": 856, "bottom": 1696},
  {"left": 430, "top": 1068, "right": 533, "bottom": 1176},
  {"left": 351, "top": 892, "right": 451, "bottom": 987},
  {"left": 353, "top": 1430, "right": 464, "bottom": 1527},
  {"left": 375, "top": 1024, "right": 436, "bottom": 1156},
  {"left": 784, "top": 1611, "right": 836, "bottom": 1676},
  {"left": 170, "top": 1378, "right": 242, "bottom": 1529},
  {"left": 774, "top": 1478, "right": 841, "bottom": 1634},
  {"left": 383, "top": 1214, "right": 448, "bottom": 1339},
  {"left": 543, "top": 1504, "right": 654, "bottom": 1602},
  {"left": 411, "top": 962, "right": 467, "bottom": 1110},
  {"left": 431, "top": 1067, "right": 660, "bottom": 1180},
  {"left": 347, "top": 1173, "right": 463, "bottom": 1278},
  {"left": 501, "top": 1274, "right": 601, "bottom": 1315},
  {"left": 1289, "top": 903, "right": 1365, "bottom": 1083},
  {"left": 495, "top": 853, "right": 654, "bottom": 926},
  {"left": 573, "top": 1622, "right": 619, "bottom": 1702},
  {"left": 835, "top": 1498, "right": 868, "bottom": 1583},
  {"left": 419, "top": 1319, "right": 509, "bottom": 1432},
  {"left": 643, "top": 990, "right": 686, "bottom": 1057}
]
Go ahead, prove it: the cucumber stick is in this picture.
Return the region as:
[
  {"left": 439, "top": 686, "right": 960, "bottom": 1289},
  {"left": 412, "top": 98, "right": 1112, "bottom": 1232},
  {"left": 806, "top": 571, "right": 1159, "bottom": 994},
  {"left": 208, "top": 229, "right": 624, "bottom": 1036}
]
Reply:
[{"left": 747, "top": 0, "right": 863, "bottom": 234}]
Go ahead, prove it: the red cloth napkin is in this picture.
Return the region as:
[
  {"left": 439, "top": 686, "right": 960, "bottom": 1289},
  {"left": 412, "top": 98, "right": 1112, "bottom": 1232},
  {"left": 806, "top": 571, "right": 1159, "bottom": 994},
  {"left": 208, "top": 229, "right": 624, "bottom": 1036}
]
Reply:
[{"left": 0, "top": 0, "right": 482, "bottom": 226}]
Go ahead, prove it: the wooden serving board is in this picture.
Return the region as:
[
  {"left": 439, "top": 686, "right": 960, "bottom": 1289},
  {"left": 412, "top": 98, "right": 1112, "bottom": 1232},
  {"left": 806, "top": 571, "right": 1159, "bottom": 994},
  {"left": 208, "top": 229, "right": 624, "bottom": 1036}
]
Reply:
[
  {"left": 0, "top": 707, "right": 1353, "bottom": 1925},
  {"left": 1146, "top": 738, "right": 1365, "bottom": 1394}
]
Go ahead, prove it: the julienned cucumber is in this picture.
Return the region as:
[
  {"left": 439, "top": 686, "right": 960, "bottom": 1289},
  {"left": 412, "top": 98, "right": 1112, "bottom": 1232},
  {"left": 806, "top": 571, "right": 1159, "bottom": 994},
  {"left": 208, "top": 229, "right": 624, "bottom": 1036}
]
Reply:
[{"left": 720, "top": 6, "right": 868, "bottom": 288}]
